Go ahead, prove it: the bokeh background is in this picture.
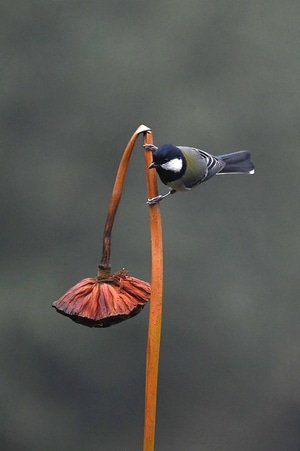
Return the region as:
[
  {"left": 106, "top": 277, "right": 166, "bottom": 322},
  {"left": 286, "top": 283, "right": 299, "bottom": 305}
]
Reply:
[{"left": 1, "top": 1, "right": 300, "bottom": 450}]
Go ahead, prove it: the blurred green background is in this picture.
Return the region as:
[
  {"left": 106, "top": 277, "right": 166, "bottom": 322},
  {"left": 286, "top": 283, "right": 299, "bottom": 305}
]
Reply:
[{"left": 1, "top": 1, "right": 300, "bottom": 450}]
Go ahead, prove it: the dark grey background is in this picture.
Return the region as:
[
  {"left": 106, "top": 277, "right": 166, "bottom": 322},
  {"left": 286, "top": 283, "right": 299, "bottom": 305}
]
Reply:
[{"left": 1, "top": 1, "right": 300, "bottom": 450}]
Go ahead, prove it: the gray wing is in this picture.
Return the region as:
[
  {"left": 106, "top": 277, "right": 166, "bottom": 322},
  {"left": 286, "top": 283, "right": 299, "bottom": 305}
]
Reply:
[
  {"left": 178, "top": 146, "right": 225, "bottom": 188},
  {"left": 193, "top": 148, "right": 225, "bottom": 181}
]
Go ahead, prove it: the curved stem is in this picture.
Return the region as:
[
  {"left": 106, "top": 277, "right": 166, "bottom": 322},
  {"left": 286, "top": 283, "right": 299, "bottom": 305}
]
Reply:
[
  {"left": 98, "top": 125, "right": 151, "bottom": 278},
  {"left": 143, "top": 131, "right": 164, "bottom": 451}
]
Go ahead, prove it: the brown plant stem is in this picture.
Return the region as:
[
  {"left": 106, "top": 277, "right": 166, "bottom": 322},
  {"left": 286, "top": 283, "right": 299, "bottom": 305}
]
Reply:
[
  {"left": 98, "top": 124, "right": 151, "bottom": 279},
  {"left": 143, "top": 131, "right": 164, "bottom": 451}
]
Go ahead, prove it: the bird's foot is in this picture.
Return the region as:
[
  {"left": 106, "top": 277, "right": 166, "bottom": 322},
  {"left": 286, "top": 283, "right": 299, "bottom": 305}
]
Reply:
[
  {"left": 147, "top": 195, "right": 164, "bottom": 205},
  {"left": 147, "top": 190, "right": 175, "bottom": 205},
  {"left": 143, "top": 144, "right": 158, "bottom": 152}
]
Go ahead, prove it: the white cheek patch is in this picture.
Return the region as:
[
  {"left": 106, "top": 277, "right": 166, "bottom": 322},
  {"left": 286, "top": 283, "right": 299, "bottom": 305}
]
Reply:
[{"left": 161, "top": 158, "right": 183, "bottom": 173}]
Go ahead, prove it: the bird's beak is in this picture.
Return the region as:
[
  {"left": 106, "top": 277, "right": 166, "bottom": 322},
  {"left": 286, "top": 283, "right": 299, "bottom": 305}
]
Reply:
[{"left": 148, "top": 162, "right": 156, "bottom": 169}]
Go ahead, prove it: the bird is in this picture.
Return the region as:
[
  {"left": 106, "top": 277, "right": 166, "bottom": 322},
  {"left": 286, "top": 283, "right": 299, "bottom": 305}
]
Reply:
[{"left": 144, "top": 143, "right": 255, "bottom": 204}]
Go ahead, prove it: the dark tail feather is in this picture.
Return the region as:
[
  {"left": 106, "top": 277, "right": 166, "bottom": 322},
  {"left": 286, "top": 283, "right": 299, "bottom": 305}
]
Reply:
[{"left": 217, "top": 151, "right": 255, "bottom": 175}]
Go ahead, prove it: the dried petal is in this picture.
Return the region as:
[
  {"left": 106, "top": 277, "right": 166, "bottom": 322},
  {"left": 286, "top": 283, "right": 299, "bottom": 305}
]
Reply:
[{"left": 52, "top": 270, "right": 150, "bottom": 327}]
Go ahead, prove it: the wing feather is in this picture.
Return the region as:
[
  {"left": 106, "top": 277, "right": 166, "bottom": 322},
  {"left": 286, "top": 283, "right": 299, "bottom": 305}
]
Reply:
[{"left": 177, "top": 146, "right": 225, "bottom": 188}]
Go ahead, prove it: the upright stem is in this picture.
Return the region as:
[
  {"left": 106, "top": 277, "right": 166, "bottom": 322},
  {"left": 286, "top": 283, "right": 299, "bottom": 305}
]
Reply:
[
  {"left": 98, "top": 125, "right": 151, "bottom": 278},
  {"left": 143, "top": 131, "right": 164, "bottom": 451}
]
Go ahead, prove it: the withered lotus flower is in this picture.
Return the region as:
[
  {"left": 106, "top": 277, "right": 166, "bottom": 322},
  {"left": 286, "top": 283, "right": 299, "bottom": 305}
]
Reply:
[{"left": 52, "top": 270, "right": 150, "bottom": 327}]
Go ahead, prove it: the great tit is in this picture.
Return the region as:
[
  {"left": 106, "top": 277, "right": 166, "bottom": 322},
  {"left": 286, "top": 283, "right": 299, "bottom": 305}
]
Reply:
[{"left": 144, "top": 143, "right": 255, "bottom": 204}]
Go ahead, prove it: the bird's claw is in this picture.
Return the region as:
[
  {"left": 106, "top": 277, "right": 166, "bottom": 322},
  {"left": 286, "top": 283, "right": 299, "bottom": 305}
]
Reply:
[
  {"left": 147, "top": 195, "right": 163, "bottom": 205},
  {"left": 147, "top": 190, "right": 175, "bottom": 205},
  {"left": 143, "top": 144, "right": 158, "bottom": 152}
]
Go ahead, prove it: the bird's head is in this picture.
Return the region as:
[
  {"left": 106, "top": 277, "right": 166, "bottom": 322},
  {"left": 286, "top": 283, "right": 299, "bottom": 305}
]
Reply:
[{"left": 144, "top": 144, "right": 186, "bottom": 177}]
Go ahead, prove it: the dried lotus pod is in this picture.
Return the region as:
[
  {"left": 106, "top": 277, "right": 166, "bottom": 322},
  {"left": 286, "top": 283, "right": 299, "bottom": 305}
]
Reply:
[{"left": 52, "top": 270, "right": 150, "bottom": 327}]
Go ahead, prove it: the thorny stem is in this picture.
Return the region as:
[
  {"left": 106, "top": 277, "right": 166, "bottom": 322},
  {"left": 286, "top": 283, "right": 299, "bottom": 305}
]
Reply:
[
  {"left": 98, "top": 125, "right": 151, "bottom": 279},
  {"left": 143, "top": 131, "right": 163, "bottom": 451}
]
